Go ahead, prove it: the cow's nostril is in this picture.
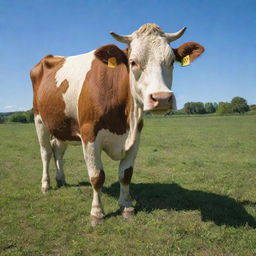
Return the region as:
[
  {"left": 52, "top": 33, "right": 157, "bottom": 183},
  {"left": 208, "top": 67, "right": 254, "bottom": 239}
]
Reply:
[{"left": 150, "top": 94, "right": 157, "bottom": 102}]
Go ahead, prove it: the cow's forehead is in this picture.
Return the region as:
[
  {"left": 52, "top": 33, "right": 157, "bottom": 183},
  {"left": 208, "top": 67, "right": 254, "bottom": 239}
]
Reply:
[{"left": 129, "top": 35, "right": 174, "bottom": 64}]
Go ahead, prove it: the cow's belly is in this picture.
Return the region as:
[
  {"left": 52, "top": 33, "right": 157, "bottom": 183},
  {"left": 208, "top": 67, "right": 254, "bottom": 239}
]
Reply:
[{"left": 96, "top": 129, "right": 128, "bottom": 160}]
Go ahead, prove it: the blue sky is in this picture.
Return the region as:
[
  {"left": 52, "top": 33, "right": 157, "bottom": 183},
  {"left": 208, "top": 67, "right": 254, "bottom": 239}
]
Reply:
[{"left": 0, "top": 0, "right": 255, "bottom": 112}]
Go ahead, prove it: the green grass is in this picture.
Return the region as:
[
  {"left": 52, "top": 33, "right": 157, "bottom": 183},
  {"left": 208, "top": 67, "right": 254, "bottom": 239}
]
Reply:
[{"left": 1, "top": 115, "right": 256, "bottom": 256}]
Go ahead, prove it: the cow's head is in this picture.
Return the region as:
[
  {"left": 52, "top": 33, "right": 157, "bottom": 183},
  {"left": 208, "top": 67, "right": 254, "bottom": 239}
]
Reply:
[{"left": 110, "top": 23, "right": 204, "bottom": 112}]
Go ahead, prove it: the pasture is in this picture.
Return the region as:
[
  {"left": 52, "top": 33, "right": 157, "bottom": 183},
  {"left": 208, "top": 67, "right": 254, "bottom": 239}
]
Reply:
[{"left": 0, "top": 115, "right": 256, "bottom": 256}]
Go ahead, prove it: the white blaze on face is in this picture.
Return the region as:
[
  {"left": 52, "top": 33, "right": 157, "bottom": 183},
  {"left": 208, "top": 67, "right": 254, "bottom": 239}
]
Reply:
[{"left": 129, "top": 35, "right": 175, "bottom": 111}]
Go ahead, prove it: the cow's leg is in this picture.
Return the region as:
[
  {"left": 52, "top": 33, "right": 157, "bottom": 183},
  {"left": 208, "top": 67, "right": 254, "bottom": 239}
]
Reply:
[
  {"left": 82, "top": 141, "right": 105, "bottom": 224},
  {"left": 118, "top": 138, "right": 140, "bottom": 218},
  {"left": 51, "top": 138, "right": 67, "bottom": 187},
  {"left": 34, "top": 115, "right": 53, "bottom": 193}
]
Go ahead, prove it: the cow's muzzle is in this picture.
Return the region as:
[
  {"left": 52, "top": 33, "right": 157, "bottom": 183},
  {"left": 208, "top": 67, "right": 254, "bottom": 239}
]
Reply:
[{"left": 147, "top": 92, "right": 174, "bottom": 111}]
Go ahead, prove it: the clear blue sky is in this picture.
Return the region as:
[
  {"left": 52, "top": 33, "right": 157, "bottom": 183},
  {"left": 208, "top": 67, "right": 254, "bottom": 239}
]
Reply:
[{"left": 0, "top": 0, "right": 256, "bottom": 112}]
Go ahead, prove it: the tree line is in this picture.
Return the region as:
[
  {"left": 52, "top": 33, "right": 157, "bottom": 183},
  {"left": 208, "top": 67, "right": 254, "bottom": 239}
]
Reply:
[
  {"left": 0, "top": 109, "right": 34, "bottom": 124},
  {"left": 0, "top": 97, "right": 255, "bottom": 124},
  {"left": 182, "top": 97, "right": 253, "bottom": 115}
]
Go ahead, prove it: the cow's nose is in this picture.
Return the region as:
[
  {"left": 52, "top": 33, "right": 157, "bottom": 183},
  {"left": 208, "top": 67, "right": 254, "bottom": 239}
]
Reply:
[{"left": 150, "top": 92, "right": 173, "bottom": 109}]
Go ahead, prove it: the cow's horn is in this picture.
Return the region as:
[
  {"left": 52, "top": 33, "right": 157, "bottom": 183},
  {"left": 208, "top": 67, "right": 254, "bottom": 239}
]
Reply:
[
  {"left": 110, "top": 32, "right": 132, "bottom": 44},
  {"left": 165, "top": 27, "right": 187, "bottom": 43}
]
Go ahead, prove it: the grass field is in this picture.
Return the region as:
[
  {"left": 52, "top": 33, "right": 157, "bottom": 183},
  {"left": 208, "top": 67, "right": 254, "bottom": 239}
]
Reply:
[{"left": 0, "top": 115, "right": 256, "bottom": 256}]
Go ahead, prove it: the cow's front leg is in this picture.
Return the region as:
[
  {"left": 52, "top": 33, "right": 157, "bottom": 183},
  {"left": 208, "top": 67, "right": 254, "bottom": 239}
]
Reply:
[
  {"left": 118, "top": 138, "right": 140, "bottom": 218},
  {"left": 82, "top": 141, "right": 105, "bottom": 225}
]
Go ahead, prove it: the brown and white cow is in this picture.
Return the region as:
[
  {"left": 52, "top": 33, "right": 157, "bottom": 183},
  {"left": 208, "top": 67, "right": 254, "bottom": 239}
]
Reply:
[{"left": 30, "top": 23, "right": 204, "bottom": 224}]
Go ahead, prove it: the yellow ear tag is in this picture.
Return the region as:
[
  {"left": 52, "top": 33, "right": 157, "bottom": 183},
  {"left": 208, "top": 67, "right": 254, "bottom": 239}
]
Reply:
[
  {"left": 181, "top": 55, "right": 190, "bottom": 67},
  {"left": 108, "top": 57, "right": 117, "bottom": 68}
]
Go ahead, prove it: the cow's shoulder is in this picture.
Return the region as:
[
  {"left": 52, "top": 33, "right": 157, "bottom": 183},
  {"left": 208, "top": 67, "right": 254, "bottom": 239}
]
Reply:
[{"left": 78, "top": 44, "right": 131, "bottom": 143}]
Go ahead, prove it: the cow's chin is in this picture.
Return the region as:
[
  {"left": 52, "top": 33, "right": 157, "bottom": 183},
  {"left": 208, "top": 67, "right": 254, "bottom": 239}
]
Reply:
[{"left": 143, "top": 105, "right": 173, "bottom": 115}]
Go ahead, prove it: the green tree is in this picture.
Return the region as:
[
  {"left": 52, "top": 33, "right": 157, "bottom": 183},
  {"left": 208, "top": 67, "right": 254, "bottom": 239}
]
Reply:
[
  {"left": 213, "top": 102, "right": 218, "bottom": 112},
  {"left": 184, "top": 102, "right": 205, "bottom": 114},
  {"left": 24, "top": 109, "right": 34, "bottom": 122},
  {"left": 216, "top": 102, "right": 233, "bottom": 115},
  {"left": 184, "top": 102, "right": 192, "bottom": 114},
  {"left": 194, "top": 102, "right": 206, "bottom": 114},
  {"left": 8, "top": 113, "right": 27, "bottom": 123},
  {"left": 205, "top": 102, "right": 215, "bottom": 113},
  {"left": 231, "top": 97, "right": 249, "bottom": 113}
]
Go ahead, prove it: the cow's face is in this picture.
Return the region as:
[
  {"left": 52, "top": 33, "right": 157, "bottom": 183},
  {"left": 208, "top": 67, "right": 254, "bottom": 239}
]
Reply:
[
  {"left": 111, "top": 24, "right": 204, "bottom": 112},
  {"left": 128, "top": 32, "right": 176, "bottom": 112}
]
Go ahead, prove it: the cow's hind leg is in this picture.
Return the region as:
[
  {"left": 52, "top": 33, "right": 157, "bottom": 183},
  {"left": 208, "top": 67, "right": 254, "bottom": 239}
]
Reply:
[
  {"left": 82, "top": 141, "right": 105, "bottom": 225},
  {"left": 51, "top": 138, "right": 67, "bottom": 187},
  {"left": 34, "top": 115, "right": 53, "bottom": 193}
]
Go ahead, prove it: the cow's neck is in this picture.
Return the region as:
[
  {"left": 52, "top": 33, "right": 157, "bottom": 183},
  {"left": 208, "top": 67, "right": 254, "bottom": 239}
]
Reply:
[
  {"left": 125, "top": 96, "right": 142, "bottom": 151},
  {"left": 124, "top": 48, "right": 143, "bottom": 151}
]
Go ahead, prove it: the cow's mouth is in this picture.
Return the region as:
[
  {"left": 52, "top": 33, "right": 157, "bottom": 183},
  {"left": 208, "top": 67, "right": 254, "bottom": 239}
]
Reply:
[{"left": 145, "top": 106, "right": 173, "bottom": 115}]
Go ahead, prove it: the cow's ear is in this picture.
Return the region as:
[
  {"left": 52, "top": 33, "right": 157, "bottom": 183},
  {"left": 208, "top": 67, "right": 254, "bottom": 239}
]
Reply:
[
  {"left": 95, "top": 44, "right": 128, "bottom": 66},
  {"left": 173, "top": 42, "right": 204, "bottom": 66}
]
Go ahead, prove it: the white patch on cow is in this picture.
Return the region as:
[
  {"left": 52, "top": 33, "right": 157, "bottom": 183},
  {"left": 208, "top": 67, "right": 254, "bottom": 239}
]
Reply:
[
  {"left": 97, "top": 129, "right": 129, "bottom": 161},
  {"left": 83, "top": 127, "right": 138, "bottom": 177},
  {"left": 55, "top": 50, "right": 95, "bottom": 120}
]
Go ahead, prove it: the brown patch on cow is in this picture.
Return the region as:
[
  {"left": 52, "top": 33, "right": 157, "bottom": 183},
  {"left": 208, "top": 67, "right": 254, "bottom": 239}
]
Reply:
[
  {"left": 173, "top": 42, "right": 204, "bottom": 63},
  {"left": 30, "top": 60, "right": 44, "bottom": 115},
  {"left": 78, "top": 44, "right": 132, "bottom": 144},
  {"left": 122, "top": 167, "right": 133, "bottom": 185},
  {"left": 138, "top": 120, "right": 144, "bottom": 132},
  {"left": 30, "top": 55, "right": 80, "bottom": 141},
  {"left": 90, "top": 170, "right": 105, "bottom": 190}
]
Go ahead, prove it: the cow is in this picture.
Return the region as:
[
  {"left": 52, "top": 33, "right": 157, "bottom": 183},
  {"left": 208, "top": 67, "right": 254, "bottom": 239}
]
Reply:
[{"left": 30, "top": 23, "right": 204, "bottom": 224}]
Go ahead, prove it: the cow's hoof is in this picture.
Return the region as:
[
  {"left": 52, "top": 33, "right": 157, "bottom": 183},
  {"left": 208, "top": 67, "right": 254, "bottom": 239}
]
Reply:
[
  {"left": 41, "top": 186, "right": 50, "bottom": 194},
  {"left": 122, "top": 207, "right": 135, "bottom": 219},
  {"left": 56, "top": 179, "right": 66, "bottom": 188},
  {"left": 90, "top": 215, "right": 104, "bottom": 227}
]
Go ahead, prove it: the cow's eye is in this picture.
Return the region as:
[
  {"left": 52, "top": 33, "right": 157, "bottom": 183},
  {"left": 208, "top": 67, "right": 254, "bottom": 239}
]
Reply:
[
  {"left": 130, "top": 60, "right": 137, "bottom": 67},
  {"left": 130, "top": 60, "right": 138, "bottom": 67}
]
